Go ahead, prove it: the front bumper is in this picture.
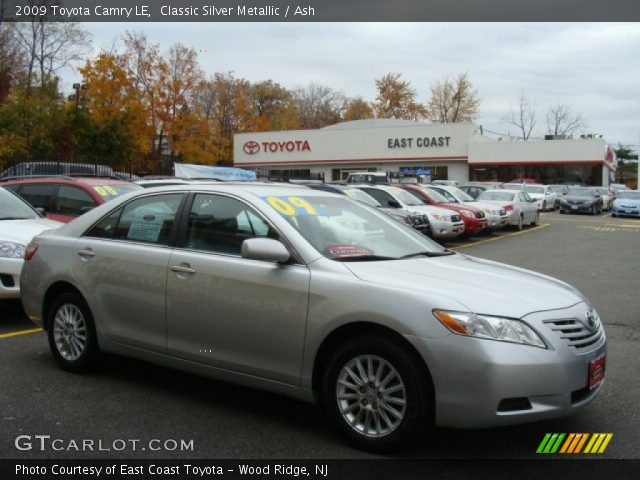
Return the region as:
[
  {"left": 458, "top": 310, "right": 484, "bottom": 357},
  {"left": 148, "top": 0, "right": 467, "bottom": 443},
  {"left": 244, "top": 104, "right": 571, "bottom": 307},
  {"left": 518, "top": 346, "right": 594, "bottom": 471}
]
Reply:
[
  {"left": 461, "top": 217, "right": 487, "bottom": 235},
  {"left": 612, "top": 206, "right": 640, "bottom": 217},
  {"left": 430, "top": 219, "right": 465, "bottom": 238},
  {"left": 406, "top": 305, "right": 606, "bottom": 428},
  {"left": 0, "top": 258, "right": 23, "bottom": 299},
  {"left": 560, "top": 202, "right": 594, "bottom": 213}
]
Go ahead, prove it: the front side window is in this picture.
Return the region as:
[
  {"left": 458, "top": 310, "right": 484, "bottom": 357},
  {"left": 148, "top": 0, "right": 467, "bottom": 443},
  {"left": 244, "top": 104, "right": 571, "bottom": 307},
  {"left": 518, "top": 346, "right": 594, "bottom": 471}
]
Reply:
[
  {"left": 56, "top": 185, "right": 97, "bottom": 217},
  {"left": 185, "top": 194, "right": 278, "bottom": 255},
  {"left": 112, "top": 193, "right": 183, "bottom": 245},
  {"left": 359, "top": 188, "right": 397, "bottom": 208}
]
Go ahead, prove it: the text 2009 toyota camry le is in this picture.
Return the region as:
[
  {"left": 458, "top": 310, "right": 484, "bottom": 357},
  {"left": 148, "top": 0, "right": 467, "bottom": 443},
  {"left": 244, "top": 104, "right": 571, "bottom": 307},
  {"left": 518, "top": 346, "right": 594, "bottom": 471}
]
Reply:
[{"left": 20, "top": 183, "right": 606, "bottom": 451}]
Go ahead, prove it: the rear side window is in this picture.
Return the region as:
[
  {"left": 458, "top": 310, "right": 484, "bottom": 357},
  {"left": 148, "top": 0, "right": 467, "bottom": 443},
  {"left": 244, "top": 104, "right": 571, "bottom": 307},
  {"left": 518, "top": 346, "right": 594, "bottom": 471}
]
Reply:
[
  {"left": 85, "top": 208, "right": 123, "bottom": 239},
  {"left": 56, "top": 185, "right": 97, "bottom": 217},
  {"left": 17, "top": 184, "right": 55, "bottom": 209},
  {"left": 114, "top": 194, "right": 183, "bottom": 246}
]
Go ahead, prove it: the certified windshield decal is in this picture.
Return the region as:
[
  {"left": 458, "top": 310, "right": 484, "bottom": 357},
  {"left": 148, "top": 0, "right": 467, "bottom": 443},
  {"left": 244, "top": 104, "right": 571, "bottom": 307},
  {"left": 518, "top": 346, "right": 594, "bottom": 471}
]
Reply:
[{"left": 324, "top": 244, "right": 373, "bottom": 259}]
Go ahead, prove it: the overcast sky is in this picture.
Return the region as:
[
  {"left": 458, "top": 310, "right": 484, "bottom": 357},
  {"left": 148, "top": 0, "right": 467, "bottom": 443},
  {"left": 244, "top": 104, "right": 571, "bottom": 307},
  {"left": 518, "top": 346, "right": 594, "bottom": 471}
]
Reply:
[{"left": 72, "top": 22, "right": 640, "bottom": 147}]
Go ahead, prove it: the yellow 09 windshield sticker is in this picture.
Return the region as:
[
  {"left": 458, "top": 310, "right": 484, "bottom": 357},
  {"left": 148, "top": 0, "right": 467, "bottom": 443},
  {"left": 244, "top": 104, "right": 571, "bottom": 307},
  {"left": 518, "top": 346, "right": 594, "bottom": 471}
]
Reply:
[
  {"left": 94, "top": 185, "right": 119, "bottom": 196},
  {"left": 264, "top": 196, "right": 323, "bottom": 216}
]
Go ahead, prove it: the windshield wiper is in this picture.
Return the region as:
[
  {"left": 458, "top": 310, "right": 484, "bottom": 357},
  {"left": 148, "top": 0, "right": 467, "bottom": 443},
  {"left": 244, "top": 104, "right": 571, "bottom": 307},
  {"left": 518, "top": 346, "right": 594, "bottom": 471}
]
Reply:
[
  {"left": 400, "top": 250, "right": 455, "bottom": 259},
  {"left": 335, "top": 255, "right": 396, "bottom": 262}
]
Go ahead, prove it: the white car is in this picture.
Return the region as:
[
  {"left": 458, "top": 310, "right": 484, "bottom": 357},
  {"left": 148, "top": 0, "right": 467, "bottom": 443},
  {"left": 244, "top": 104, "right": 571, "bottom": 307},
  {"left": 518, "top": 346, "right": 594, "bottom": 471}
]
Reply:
[
  {"left": 477, "top": 189, "right": 540, "bottom": 230},
  {"left": 522, "top": 185, "right": 558, "bottom": 211},
  {"left": 0, "top": 187, "right": 62, "bottom": 299},
  {"left": 428, "top": 185, "right": 509, "bottom": 229},
  {"left": 594, "top": 188, "right": 614, "bottom": 211},
  {"left": 354, "top": 185, "right": 466, "bottom": 239}
]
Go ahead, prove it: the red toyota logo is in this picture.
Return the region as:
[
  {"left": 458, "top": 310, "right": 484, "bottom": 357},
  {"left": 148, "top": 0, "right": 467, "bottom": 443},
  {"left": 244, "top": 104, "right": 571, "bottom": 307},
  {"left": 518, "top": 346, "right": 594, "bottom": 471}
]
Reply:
[{"left": 243, "top": 141, "right": 260, "bottom": 155}]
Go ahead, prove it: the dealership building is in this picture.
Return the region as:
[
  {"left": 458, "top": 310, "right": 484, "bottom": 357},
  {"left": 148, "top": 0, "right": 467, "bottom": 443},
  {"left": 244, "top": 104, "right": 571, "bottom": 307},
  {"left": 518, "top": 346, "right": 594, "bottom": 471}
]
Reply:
[{"left": 233, "top": 119, "right": 616, "bottom": 186}]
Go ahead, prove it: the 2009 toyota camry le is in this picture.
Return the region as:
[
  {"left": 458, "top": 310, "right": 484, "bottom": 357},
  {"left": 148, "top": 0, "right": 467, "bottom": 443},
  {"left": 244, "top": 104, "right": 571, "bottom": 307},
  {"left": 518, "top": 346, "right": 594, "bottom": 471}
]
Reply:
[{"left": 20, "top": 183, "right": 606, "bottom": 451}]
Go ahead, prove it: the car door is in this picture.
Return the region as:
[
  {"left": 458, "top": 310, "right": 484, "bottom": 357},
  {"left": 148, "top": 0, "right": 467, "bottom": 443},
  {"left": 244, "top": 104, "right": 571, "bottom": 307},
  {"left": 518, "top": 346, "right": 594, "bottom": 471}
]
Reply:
[
  {"left": 166, "top": 193, "right": 310, "bottom": 386},
  {"left": 519, "top": 192, "right": 537, "bottom": 221},
  {"left": 73, "top": 192, "right": 186, "bottom": 353}
]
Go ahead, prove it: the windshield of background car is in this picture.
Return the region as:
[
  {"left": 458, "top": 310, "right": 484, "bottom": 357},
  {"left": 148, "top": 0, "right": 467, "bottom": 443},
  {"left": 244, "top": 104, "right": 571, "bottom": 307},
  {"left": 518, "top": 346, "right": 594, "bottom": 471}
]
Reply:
[
  {"left": 432, "top": 188, "right": 458, "bottom": 202},
  {"left": 618, "top": 191, "right": 640, "bottom": 200},
  {"left": 449, "top": 187, "right": 474, "bottom": 202},
  {"left": 422, "top": 187, "right": 450, "bottom": 203},
  {"left": 385, "top": 187, "right": 424, "bottom": 206},
  {"left": 549, "top": 185, "right": 565, "bottom": 193},
  {"left": 596, "top": 188, "right": 609, "bottom": 195},
  {"left": 0, "top": 187, "right": 39, "bottom": 219},
  {"left": 91, "top": 183, "right": 143, "bottom": 201},
  {"left": 523, "top": 186, "right": 545, "bottom": 194},
  {"left": 262, "top": 194, "right": 443, "bottom": 260},
  {"left": 341, "top": 188, "right": 381, "bottom": 207},
  {"left": 567, "top": 188, "right": 595, "bottom": 197},
  {"left": 478, "top": 191, "right": 516, "bottom": 202}
]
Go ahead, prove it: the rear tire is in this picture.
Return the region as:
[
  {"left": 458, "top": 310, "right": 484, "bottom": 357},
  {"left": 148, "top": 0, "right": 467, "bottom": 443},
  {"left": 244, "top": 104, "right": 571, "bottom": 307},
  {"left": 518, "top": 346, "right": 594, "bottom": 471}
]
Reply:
[
  {"left": 531, "top": 212, "right": 539, "bottom": 226},
  {"left": 321, "top": 335, "right": 433, "bottom": 452},
  {"left": 47, "top": 292, "right": 99, "bottom": 373}
]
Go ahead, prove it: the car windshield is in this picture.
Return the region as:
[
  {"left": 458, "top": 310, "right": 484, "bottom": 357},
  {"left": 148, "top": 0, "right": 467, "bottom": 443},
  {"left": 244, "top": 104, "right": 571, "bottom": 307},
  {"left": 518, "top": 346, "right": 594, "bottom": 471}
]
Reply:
[
  {"left": 385, "top": 187, "right": 425, "bottom": 206},
  {"left": 90, "top": 183, "right": 142, "bottom": 201},
  {"left": 548, "top": 185, "right": 565, "bottom": 193},
  {"left": 567, "top": 188, "right": 595, "bottom": 197},
  {"left": 341, "top": 188, "right": 381, "bottom": 207},
  {"left": 478, "top": 191, "right": 516, "bottom": 202},
  {"left": 595, "top": 188, "right": 609, "bottom": 195},
  {"left": 523, "top": 186, "right": 545, "bottom": 194},
  {"left": 422, "top": 188, "right": 450, "bottom": 203},
  {"left": 431, "top": 188, "right": 458, "bottom": 203},
  {"left": 618, "top": 191, "right": 640, "bottom": 200},
  {"left": 449, "top": 187, "right": 474, "bottom": 202},
  {"left": 264, "top": 194, "right": 446, "bottom": 261},
  {"left": 0, "top": 187, "right": 39, "bottom": 219}
]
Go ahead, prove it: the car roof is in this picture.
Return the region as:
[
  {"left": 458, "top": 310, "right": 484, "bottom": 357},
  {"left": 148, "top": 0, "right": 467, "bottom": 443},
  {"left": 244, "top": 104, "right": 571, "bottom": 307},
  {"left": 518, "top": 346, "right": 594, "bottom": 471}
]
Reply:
[{"left": 1, "top": 176, "right": 135, "bottom": 186}]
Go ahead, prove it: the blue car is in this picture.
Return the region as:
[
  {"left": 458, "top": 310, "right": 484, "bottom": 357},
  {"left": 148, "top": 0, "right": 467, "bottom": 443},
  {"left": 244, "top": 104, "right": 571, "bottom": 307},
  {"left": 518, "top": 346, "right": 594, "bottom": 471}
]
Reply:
[{"left": 611, "top": 190, "right": 640, "bottom": 218}]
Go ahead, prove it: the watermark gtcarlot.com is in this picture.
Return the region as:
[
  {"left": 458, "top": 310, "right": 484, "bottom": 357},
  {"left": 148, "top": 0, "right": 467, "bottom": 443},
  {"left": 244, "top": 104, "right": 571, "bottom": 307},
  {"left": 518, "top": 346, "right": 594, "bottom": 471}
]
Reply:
[{"left": 15, "top": 435, "right": 194, "bottom": 452}]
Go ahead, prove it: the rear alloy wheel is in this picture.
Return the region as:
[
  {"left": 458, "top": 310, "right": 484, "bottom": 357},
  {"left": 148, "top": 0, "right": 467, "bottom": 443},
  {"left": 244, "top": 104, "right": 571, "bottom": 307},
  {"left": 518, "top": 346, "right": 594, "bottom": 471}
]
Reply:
[
  {"left": 322, "top": 336, "right": 433, "bottom": 452},
  {"left": 47, "top": 292, "right": 99, "bottom": 373},
  {"left": 591, "top": 205, "right": 597, "bottom": 215},
  {"left": 531, "top": 212, "right": 539, "bottom": 226},
  {"left": 542, "top": 201, "right": 547, "bottom": 211}
]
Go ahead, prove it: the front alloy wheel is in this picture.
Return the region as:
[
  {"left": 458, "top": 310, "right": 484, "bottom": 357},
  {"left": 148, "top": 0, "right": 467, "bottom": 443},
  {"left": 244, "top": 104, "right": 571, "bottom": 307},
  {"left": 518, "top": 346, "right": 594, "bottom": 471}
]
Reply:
[{"left": 336, "top": 355, "right": 406, "bottom": 438}]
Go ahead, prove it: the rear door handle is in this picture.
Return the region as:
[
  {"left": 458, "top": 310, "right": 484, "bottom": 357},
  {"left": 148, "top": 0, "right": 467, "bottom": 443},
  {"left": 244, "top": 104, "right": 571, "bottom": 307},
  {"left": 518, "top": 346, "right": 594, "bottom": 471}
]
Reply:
[
  {"left": 77, "top": 248, "right": 95, "bottom": 258},
  {"left": 170, "top": 264, "right": 196, "bottom": 274}
]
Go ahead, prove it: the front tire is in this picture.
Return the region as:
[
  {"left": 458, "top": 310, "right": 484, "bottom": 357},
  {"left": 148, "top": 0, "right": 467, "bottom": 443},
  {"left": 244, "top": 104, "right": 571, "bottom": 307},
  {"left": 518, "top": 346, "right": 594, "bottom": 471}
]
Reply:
[
  {"left": 515, "top": 214, "right": 524, "bottom": 231},
  {"left": 47, "top": 292, "right": 99, "bottom": 373},
  {"left": 321, "top": 335, "right": 433, "bottom": 452},
  {"left": 531, "top": 212, "right": 540, "bottom": 226}
]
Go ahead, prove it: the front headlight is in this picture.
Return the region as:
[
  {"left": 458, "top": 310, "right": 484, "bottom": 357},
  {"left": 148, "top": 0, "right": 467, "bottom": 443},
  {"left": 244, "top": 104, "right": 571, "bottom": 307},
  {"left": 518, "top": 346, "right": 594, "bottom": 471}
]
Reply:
[
  {"left": 0, "top": 241, "right": 26, "bottom": 258},
  {"left": 460, "top": 210, "right": 474, "bottom": 218},
  {"left": 433, "top": 310, "right": 546, "bottom": 348}
]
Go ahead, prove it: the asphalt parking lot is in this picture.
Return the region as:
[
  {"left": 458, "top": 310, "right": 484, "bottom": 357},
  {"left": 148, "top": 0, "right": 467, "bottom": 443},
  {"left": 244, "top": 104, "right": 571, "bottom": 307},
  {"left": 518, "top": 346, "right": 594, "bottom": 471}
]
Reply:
[{"left": 1, "top": 211, "right": 638, "bottom": 459}]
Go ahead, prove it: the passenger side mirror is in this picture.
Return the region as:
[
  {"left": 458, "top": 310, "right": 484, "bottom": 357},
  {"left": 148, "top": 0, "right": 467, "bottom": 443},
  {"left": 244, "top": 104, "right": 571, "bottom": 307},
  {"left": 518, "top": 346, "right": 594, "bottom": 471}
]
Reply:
[
  {"left": 241, "top": 238, "right": 291, "bottom": 263},
  {"left": 81, "top": 206, "right": 95, "bottom": 213}
]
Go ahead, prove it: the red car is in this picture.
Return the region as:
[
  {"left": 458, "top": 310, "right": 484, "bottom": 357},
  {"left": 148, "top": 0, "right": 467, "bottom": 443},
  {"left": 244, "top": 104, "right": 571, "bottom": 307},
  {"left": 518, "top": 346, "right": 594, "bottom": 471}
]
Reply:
[
  {"left": 399, "top": 184, "right": 488, "bottom": 237},
  {"left": 1, "top": 176, "right": 142, "bottom": 223}
]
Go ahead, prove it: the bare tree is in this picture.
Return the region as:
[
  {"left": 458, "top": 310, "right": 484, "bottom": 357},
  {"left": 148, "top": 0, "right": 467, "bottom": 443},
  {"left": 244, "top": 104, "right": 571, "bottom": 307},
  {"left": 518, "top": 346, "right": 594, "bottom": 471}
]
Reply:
[
  {"left": 12, "top": 16, "right": 91, "bottom": 89},
  {"left": 0, "top": 22, "right": 22, "bottom": 103},
  {"left": 503, "top": 90, "right": 537, "bottom": 140},
  {"left": 293, "top": 83, "right": 346, "bottom": 129},
  {"left": 545, "top": 104, "right": 587, "bottom": 138},
  {"left": 426, "top": 72, "right": 480, "bottom": 123}
]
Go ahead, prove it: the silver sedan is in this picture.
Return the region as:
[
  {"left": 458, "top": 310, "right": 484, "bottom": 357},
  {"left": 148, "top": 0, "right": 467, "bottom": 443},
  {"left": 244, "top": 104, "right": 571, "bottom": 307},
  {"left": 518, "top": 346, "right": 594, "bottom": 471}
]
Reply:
[{"left": 21, "top": 183, "right": 606, "bottom": 451}]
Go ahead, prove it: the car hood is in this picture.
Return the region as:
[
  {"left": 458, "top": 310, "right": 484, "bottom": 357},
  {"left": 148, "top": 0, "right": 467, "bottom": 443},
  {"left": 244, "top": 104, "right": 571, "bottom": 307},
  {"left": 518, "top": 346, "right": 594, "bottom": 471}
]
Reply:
[
  {"left": 403, "top": 204, "right": 459, "bottom": 217},
  {"left": 562, "top": 195, "right": 594, "bottom": 202},
  {"left": 614, "top": 197, "right": 640, "bottom": 206},
  {"left": 0, "top": 218, "right": 62, "bottom": 244},
  {"left": 344, "top": 254, "right": 583, "bottom": 318}
]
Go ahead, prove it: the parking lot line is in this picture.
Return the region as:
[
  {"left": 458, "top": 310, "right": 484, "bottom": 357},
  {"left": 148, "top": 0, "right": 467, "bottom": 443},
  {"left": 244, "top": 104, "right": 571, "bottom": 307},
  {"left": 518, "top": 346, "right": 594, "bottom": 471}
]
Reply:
[
  {"left": 612, "top": 224, "right": 640, "bottom": 228},
  {"left": 0, "top": 327, "right": 42, "bottom": 340},
  {"left": 450, "top": 224, "right": 550, "bottom": 250}
]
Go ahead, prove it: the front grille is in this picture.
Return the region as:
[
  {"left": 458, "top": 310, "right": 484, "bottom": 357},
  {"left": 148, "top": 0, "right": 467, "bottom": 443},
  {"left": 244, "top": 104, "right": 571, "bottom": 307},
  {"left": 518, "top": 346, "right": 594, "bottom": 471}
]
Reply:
[
  {"left": 475, "top": 211, "right": 486, "bottom": 219},
  {"left": 450, "top": 214, "right": 461, "bottom": 222},
  {"left": 543, "top": 318, "right": 603, "bottom": 350},
  {"left": 0, "top": 274, "right": 15, "bottom": 288}
]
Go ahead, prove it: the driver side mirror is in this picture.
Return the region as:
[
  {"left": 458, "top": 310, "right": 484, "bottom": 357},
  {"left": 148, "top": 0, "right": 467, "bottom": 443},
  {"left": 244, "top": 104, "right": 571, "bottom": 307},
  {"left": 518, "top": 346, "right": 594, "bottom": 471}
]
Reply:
[{"left": 241, "top": 238, "right": 291, "bottom": 263}]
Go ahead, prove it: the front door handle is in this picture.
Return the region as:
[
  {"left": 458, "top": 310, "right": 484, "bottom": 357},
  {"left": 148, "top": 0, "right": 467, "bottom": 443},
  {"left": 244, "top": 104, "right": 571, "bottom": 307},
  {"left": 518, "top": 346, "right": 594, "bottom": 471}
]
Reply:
[
  {"left": 170, "top": 264, "right": 196, "bottom": 274},
  {"left": 77, "top": 248, "right": 95, "bottom": 258}
]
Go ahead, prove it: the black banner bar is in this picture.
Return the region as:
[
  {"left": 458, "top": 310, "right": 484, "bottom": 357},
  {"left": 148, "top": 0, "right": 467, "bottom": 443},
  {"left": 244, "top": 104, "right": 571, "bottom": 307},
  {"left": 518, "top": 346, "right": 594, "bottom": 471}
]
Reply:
[
  {"left": 1, "top": 0, "right": 640, "bottom": 22},
  {"left": 2, "top": 459, "right": 640, "bottom": 480}
]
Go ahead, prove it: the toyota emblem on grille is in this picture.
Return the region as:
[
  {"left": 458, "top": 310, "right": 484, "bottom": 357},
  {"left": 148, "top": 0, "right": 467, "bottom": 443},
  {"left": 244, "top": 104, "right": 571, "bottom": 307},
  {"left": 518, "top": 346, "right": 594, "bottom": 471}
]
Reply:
[{"left": 243, "top": 141, "right": 260, "bottom": 155}]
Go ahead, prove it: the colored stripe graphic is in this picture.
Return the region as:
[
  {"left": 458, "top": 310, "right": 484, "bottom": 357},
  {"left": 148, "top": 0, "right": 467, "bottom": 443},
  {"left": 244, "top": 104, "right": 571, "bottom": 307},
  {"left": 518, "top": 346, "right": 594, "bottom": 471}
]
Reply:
[{"left": 539, "top": 433, "right": 613, "bottom": 454}]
